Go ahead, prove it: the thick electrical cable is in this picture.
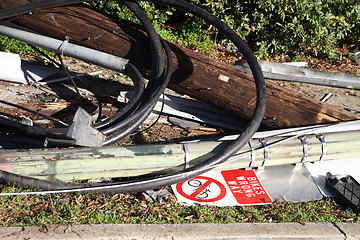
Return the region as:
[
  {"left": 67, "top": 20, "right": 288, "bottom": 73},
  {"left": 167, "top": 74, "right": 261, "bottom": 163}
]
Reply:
[
  {"left": 0, "top": 0, "right": 267, "bottom": 194},
  {"left": 0, "top": 3, "right": 159, "bottom": 142},
  {"left": 96, "top": 0, "right": 169, "bottom": 141},
  {"left": 0, "top": 25, "right": 147, "bottom": 141}
]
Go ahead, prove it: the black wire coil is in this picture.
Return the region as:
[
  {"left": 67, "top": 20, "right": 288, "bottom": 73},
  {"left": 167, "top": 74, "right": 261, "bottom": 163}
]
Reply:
[{"left": 0, "top": 0, "right": 266, "bottom": 194}]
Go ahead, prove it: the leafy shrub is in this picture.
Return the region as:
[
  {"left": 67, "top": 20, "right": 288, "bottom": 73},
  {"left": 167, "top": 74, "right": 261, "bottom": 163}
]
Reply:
[
  {"left": 90, "top": 0, "right": 360, "bottom": 59},
  {"left": 189, "top": 0, "right": 360, "bottom": 59},
  {"left": 2, "top": 1, "right": 357, "bottom": 59},
  {"left": 89, "top": 1, "right": 215, "bottom": 52}
]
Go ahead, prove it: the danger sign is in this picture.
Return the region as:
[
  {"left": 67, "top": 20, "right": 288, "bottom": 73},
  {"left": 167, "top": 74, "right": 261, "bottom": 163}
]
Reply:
[{"left": 172, "top": 169, "right": 272, "bottom": 206}]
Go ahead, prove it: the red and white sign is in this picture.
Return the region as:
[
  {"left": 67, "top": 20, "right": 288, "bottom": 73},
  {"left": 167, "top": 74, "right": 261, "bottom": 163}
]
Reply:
[
  {"left": 176, "top": 176, "right": 227, "bottom": 202},
  {"left": 172, "top": 169, "right": 272, "bottom": 206},
  {"left": 221, "top": 169, "right": 272, "bottom": 205}
]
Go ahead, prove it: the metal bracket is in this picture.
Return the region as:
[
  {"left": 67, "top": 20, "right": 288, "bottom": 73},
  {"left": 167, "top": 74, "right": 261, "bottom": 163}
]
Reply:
[
  {"left": 248, "top": 139, "right": 255, "bottom": 168},
  {"left": 259, "top": 138, "right": 269, "bottom": 169},
  {"left": 183, "top": 143, "right": 190, "bottom": 169},
  {"left": 299, "top": 135, "right": 308, "bottom": 164},
  {"left": 317, "top": 134, "right": 326, "bottom": 162},
  {"left": 66, "top": 107, "right": 105, "bottom": 147}
]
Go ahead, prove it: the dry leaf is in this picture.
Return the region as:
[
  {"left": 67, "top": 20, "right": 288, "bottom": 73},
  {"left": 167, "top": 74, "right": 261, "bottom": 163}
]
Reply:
[{"left": 296, "top": 219, "right": 306, "bottom": 226}]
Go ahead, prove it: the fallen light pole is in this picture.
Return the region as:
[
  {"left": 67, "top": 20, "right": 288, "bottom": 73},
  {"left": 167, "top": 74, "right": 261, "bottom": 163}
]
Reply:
[{"left": 1, "top": 121, "right": 359, "bottom": 182}]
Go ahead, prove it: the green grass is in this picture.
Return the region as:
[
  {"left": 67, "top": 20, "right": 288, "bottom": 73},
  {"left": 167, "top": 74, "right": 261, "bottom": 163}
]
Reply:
[{"left": 0, "top": 184, "right": 358, "bottom": 227}]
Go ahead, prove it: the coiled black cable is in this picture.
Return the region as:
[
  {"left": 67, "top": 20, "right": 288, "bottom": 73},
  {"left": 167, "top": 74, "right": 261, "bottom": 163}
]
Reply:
[
  {"left": 0, "top": 0, "right": 266, "bottom": 194},
  {"left": 0, "top": 2, "right": 164, "bottom": 145}
]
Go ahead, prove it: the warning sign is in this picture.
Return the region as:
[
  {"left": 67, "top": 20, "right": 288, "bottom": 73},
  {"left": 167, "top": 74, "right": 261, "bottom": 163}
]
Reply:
[
  {"left": 176, "top": 176, "right": 226, "bottom": 202},
  {"left": 221, "top": 169, "right": 272, "bottom": 205},
  {"left": 172, "top": 169, "right": 272, "bottom": 206}
]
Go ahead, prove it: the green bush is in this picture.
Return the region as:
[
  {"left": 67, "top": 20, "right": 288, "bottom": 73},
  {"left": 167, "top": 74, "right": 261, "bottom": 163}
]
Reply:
[
  {"left": 90, "top": 0, "right": 360, "bottom": 59},
  {"left": 2, "top": 1, "right": 357, "bottom": 59},
  {"left": 189, "top": 0, "right": 360, "bottom": 59},
  {"left": 89, "top": 1, "right": 215, "bottom": 52}
]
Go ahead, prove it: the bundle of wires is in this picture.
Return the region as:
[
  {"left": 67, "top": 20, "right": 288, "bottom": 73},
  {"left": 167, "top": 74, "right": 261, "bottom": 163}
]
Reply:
[
  {"left": 0, "top": 0, "right": 267, "bottom": 194},
  {"left": 0, "top": 1, "right": 172, "bottom": 147}
]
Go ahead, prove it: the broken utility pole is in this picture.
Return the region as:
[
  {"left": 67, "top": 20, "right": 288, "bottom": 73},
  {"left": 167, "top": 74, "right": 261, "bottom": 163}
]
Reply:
[{"left": 0, "top": 1, "right": 358, "bottom": 129}]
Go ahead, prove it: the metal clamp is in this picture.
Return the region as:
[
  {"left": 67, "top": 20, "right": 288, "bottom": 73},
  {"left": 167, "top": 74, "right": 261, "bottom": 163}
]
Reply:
[
  {"left": 183, "top": 143, "right": 190, "bottom": 169},
  {"left": 248, "top": 139, "right": 255, "bottom": 168},
  {"left": 317, "top": 134, "right": 326, "bottom": 161},
  {"left": 299, "top": 135, "right": 308, "bottom": 163},
  {"left": 260, "top": 138, "right": 269, "bottom": 168}
]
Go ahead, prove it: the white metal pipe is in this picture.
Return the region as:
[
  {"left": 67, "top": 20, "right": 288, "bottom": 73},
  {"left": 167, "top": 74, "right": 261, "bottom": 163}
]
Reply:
[
  {"left": 0, "top": 24, "right": 129, "bottom": 72},
  {"left": 236, "top": 60, "right": 360, "bottom": 90}
]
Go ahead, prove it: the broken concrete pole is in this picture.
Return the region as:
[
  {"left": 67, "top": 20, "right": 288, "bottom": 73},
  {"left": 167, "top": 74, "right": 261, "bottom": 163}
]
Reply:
[{"left": 0, "top": 2, "right": 358, "bottom": 129}]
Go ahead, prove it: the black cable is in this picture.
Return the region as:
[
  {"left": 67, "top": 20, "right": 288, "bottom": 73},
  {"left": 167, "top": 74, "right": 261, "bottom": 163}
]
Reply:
[
  {"left": 0, "top": 0, "right": 266, "bottom": 194},
  {"left": 136, "top": 93, "right": 165, "bottom": 134},
  {"left": 0, "top": 18, "right": 149, "bottom": 142},
  {"left": 93, "top": 62, "right": 145, "bottom": 131},
  {"left": 28, "top": 44, "right": 61, "bottom": 67},
  {"left": 94, "top": 0, "right": 168, "bottom": 141},
  {"left": 0, "top": 112, "right": 45, "bottom": 128},
  {"left": 71, "top": 74, "right": 104, "bottom": 123},
  {"left": 102, "top": 35, "right": 172, "bottom": 143},
  {"left": 57, "top": 53, "right": 83, "bottom": 100}
]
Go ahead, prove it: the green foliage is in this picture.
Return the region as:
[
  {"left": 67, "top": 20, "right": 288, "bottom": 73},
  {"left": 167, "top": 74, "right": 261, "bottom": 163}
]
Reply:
[
  {"left": 0, "top": 36, "right": 57, "bottom": 59},
  {"left": 189, "top": 0, "right": 360, "bottom": 59},
  {"left": 249, "top": 0, "right": 360, "bottom": 58},
  {"left": 90, "top": 0, "right": 360, "bottom": 59},
  {"left": 89, "top": 1, "right": 214, "bottom": 52},
  {"left": 0, "top": 36, "right": 40, "bottom": 55},
  {"left": 1, "top": 1, "right": 358, "bottom": 59}
]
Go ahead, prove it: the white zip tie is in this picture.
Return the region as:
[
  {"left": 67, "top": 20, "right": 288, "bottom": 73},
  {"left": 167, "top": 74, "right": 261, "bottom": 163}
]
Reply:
[{"left": 58, "top": 37, "right": 69, "bottom": 56}]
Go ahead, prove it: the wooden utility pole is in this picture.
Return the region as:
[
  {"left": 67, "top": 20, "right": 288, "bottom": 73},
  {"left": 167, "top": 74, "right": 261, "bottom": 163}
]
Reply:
[{"left": 0, "top": 1, "right": 358, "bottom": 129}]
